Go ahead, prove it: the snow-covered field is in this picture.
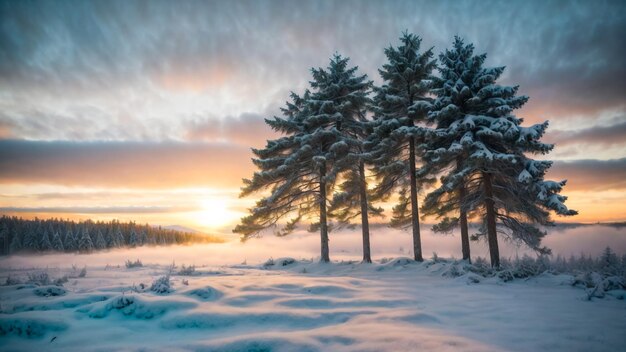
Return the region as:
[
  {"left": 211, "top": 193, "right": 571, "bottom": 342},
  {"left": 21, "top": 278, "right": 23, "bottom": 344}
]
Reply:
[{"left": 1, "top": 255, "right": 625, "bottom": 352}]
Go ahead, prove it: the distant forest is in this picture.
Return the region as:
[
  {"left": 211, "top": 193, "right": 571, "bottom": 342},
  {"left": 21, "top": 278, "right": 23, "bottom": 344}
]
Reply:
[{"left": 0, "top": 216, "right": 222, "bottom": 255}]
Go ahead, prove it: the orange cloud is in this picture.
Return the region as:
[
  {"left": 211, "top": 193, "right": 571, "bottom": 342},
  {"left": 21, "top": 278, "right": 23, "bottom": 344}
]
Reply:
[{"left": 0, "top": 140, "right": 254, "bottom": 189}]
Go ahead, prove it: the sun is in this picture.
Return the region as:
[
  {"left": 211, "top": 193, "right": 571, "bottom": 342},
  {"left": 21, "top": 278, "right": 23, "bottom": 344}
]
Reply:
[{"left": 195, "top": 198, "right": 239, "bottom": 230}]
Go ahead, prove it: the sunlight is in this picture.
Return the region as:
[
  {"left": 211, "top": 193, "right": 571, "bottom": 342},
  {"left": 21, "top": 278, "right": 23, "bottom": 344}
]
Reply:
[{"left": 195, "top": 198, "right": 239, "bottom": 230}]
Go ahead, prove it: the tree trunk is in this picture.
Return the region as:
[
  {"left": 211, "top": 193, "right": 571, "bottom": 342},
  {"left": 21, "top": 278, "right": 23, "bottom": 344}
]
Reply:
[
  {"left": 482, "top": 171, "right": 500, "bottom": 268},
  {"left": 457, "top": 158, "right": 470, "bottom": 263},
  {"left": 319, "top": 164, "right": 330, "bottom": 263},
  {"left": 459, "top": 185, "right": 471, "bottom": 262},
  {"left": 409, "top": 137, "right": 423, "bottom": 261},
  {"left": 358, "top": 161, "right": 372, "bottom": 263}
]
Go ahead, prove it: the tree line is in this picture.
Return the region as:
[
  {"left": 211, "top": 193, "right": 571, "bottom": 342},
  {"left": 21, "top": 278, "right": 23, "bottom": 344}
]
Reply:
[
  {"left": 234, "top": 33, "right": 577, "bottom": 267},
  {"left": 0, "top": 216, "right": 221, "bottom": 255}
]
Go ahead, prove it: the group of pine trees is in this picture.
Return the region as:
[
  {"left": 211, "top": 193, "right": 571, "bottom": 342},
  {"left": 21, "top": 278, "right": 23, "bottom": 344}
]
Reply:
[
  {"left": 0, "top": 216, "right": 219, "bottom": 255},
  {"left": 234, "top": 33, "right": 577, "bottom": 267}
]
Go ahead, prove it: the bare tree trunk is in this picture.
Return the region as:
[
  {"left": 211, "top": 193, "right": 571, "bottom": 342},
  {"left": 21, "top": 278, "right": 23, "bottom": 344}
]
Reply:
[
  {"left": 482, "top": 171, "right": 500, "bottom": 268},
  {"left": 358, "top": 161, "right": 372, "bottom": 263},
  {"left": 409, "top": 137, "right": 423, "bottom": 262},
  {"left": 457, "top": 158, "right": 470, "bottom": 263},
  {"left": 319, "top": 164, "right": 330, "bottom": 263}
]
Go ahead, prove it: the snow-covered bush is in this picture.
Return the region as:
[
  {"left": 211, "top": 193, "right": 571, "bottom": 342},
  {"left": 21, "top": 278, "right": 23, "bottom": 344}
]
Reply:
[
  {"left": 125, "top": 259, "right": 143, "bottom": 268},
  {"left": 177, "top": 264, "right": 196, "bottom": 276},
  {"left": 150, "top": 275, "right": 172, "bottom": 294},
  {"left": 4, "top": 275, "right": 21, "bottom": 286},
  {"left": 27, "top": 271, "right": 50, "bottom": 286},
  {"left": 33, "top": 286, "right": 67, "bottom": 297}
]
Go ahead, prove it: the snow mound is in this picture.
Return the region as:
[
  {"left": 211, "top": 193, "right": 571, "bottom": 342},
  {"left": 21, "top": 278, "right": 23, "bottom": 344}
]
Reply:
[
  {"left": 192, "top": 337, "right": 320, "bottom": 352},
  {"left": 161, "top": 311, "right": 360, "bottom": 331},
  {"left": 0, "top": 315, "right": 67, "bottom": 338},
  {"left": 33, "top": 286, "right": 67, "bottom": 297},
  {"left": 78, "top": 294, "right": 196, "bottom": 319},
  {"left": 184, "top": 286, "right": 223, "bottom": 301}
]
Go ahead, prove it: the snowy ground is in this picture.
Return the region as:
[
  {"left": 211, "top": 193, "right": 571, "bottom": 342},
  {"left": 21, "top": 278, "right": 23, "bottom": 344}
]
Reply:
[{"left": 1, "top": 257, "right": 625, "bottom": 351}]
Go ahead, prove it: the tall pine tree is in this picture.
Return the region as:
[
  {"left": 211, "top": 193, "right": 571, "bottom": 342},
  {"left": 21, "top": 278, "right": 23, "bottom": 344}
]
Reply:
[
  {"left": 367, "top": 32, "right": 436, "bottom": 261},
  {"left": 425, "top": 37, "right": 577, "bottom": 267},
  {"left": 234, "top": 55, "right": 376, "bottom": 262},
  {"left": 309, "top": 54, "right": 381, "bottom": 263}
]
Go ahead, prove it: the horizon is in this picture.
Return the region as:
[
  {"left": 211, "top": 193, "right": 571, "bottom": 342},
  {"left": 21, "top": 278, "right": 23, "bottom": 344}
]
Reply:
[{"left": 1, "top": 0, "right": 626, "bottom": 236}]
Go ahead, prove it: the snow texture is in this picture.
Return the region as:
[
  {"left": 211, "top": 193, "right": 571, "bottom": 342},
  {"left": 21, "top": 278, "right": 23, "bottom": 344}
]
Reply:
[{"left": 1, "top": 254, "right": 625, "bottom": 351}]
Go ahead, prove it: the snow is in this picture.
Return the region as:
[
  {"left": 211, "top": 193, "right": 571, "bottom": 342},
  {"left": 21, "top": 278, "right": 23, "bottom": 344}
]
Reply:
[{"left": 1, "top": 251, "right": 625, "bottom": 351}]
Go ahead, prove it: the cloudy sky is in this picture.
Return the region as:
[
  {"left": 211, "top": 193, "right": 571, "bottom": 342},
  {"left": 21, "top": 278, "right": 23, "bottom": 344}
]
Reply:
[{"left": 1, "top": 0, "right": 625, "bottom": 234}]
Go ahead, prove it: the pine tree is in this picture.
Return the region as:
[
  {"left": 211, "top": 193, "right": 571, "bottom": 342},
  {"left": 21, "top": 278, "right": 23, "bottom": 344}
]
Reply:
[
  {"left": 22, "top": 224, "right": 39, "bottom": 251},
  {"left": 104, "top": 228, "right": 115, "bottom": 248},
  {"left": 40, "top": 230, "right": 52, "bottom": 251},
  {"left": 140, "top": 229, "right": 148, "bottom": 246},
  {"left": 78, "top": 227, "right": 94, "bottom": 252},
  {"left": 234, "top": 56, "right": 364, "bottom": 262},
  {"left": 305, "top": 54, "right": 381, "bottom": 263},
  {"left": 94, "top": 230, "right": 106, "bottom": 250},
  {"left": 367, "top": 32, "right": 436, "bottom": 261},
  {"left": 129, "top": 229, "right": 139, "bottom": 247},
  {"left": 65, "top": 228, "right": 78, "bottom": 251},
  {"left": 425, "top": 37, "right": 576, "bottom": 267},
  {"left": 0, "top": 222, "right": 9, "bottom": 255},
  {"left": 115, "top": 227, "right": 125, "bottom": 247},
  {"left": 9, "top": 229, "right": 21, "bottom": 253},
  {"left": 51, "top": 231, "right": 64, "bottom": 252}
]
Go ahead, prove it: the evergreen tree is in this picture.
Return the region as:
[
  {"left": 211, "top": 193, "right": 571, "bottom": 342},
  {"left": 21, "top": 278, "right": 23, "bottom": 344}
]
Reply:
[
  {"left": 0, "top": 222, "right": 9, "bottom": 255},
  {"left": 104, "top": 228, "right": 115, "bottom": 248},
  {"left": 51, "top": 231, "right": 64, "bottom": 252},
  {"left": 78, "top": 227, "right": 94, "bottom": 252},
  {"left": 140, "top": 229, "right": 148, "bottom": 246},
  {"left": 425, "top": 37, "right": 576, "bottom": 267},
  {"left": 234, "top": 55, "right": 361, "bottom": 262},
  {"left": 94, "top": 230, "right": 107, "bottom": 250},
  {"left": 9, "top": 229, "right": 21, "bottom": 253},
  {"left": 367, "top": 32, "right": 436, "bottom": 261},
  {"left": 306, "top": 54, "right": 381, "bottom": 263},
  {"left": 64, "top": 229, "right": 77, "bottom": 251},
  {"left": 22, "top": 224, "right": 39, "bottom": 251},
  {"left": 129, "top": 229, "right": 139, "bottom": 247},
  {"left": 40, "top": 230, "right": 52, "bottom": 251},
  {"left": 115, "top": 227, "right": 125, "bottom": 247}
]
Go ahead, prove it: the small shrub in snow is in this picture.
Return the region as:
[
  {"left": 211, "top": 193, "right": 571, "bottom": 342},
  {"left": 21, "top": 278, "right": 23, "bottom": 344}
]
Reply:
[
  {"left": 27, "top": 271, "right": 50, "bottom": 286},
  {"left": 125, "top": 259, "right": 143, "bottom": 268},
  {"left": 130, "top": 283, "right": 147, "bottom": 293},
  {"left": 78, "top": 266, "right": 87, "bottom": 278},
  {"left": 277, "top": 258, "right": 296, "bottom": 266},
  {"left": 177, "top": 264, "right": 196, "bottom": 276},
  {"left": 181, "top": 279, "right": 189, "bottom": 286},
  {"left": 52, "top": 275, "right": 69, "bottom": 286},
  {"left": 4, "top": 275, "right": 21, "bottom": 286},
  {"left": 33, "top": 286, "right": 67, "bottom": 297},
  {"left": 263, "top": 258, "right": 275, "bottom": 267},
  {"left": 150, "top": 275, "right": 172, "bottom": 294}
]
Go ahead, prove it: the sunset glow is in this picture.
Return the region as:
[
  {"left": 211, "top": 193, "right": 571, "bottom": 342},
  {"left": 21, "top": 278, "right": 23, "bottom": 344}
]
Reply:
[{"left": 0, "top": 0, "right": 624, "bottom": 236}]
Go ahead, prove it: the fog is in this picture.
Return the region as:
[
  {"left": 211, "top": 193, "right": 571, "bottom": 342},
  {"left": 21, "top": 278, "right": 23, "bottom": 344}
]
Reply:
[{"left": 1, "top": 225, "right": 625, "bottom": 269}]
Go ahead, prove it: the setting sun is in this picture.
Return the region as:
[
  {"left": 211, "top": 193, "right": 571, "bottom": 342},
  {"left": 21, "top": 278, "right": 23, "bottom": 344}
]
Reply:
[{"left": 195, "top": 198, "right": 240, "bottom": 230}]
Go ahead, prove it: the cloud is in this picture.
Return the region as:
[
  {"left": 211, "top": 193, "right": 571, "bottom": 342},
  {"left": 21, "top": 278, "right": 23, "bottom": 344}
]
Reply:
[
  {"left": 1, "top": 0, "right": 624, "bottom": 142},
  {"left": 0, "top": 139, "right": 254, "bottom": 189},
  {"left": 548, "top": 158, "right": 626, "bottom": 191},
  {"left": 185, "top": 113, "right": 278, "bottom": 147},
  {"left": 545, "top": 119, "right": 626, "bottom": 147},
  {"left": 0, "top": 206, "right": 192, "bottom": 214}
]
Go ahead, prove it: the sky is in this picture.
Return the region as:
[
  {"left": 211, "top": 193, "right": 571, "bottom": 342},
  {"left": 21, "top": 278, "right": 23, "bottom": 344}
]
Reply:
[{"left": 1, "top": 0, "right": 625, "bottom": 236}]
